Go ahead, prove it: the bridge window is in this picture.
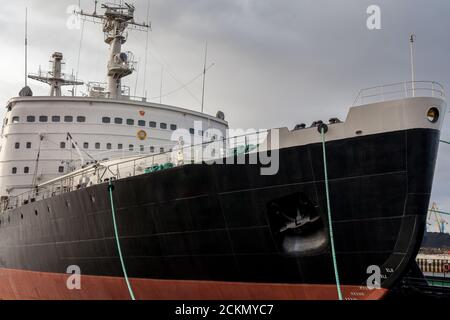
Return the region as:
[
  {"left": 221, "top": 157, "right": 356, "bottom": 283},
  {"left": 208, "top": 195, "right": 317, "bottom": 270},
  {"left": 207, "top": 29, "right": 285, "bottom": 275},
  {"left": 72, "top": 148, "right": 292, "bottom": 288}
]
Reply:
[
  {"left": 83, "top": 142, "right": 89, "bottom": 149},
  {"left": 12, "top": 167, "right": 17, "bottom": 174},
  {"left": 39, "top": 116, "right": 48, "bottom": 122},
  {"left": 129, "top": 144, "right": 134, "bottom": 151},
  {"left": 140, "top": 145, "right": 144, "bottom": 152},
  {"left": 170, "top": 124, "right": 177, "bottom": 131},
  {"left": 27, "top": 116, "right": 35, "bottom": 123},
  {"left": 114, "top": 118, "right": 123, "bottom": 124},
  {"left": 77, "top": 116, "right": 86, "bottom": 123},
  {"left": 102, "top": 117, "right": 111, "bottom": 124},
  {"left": 160, "top": 123, "right": 167, "bottom": 130},
  {"left": 160, "top": 147, "right": 164, "bottom": 153},
  {"left": 150, "top": 146, "right": 155, "bottom": 153},
  {"left": 107, "top": 143, "right": 112, "bottom": 150},
  {"left": 24, "top": 167, "right": 29, "bottom": 174},
  {"left": 52, "top": 116, "right": 61, "bottom": 122},
  {"left": 138, "top": 120, "right": 146, "bottom": 127},
  {"left": 126, "top": 119, "right": 135, "bottom": 126},
  {"left": 15, "top": 142, "right": 20, "bottom": 149},
  {"left": 64, "top": 116, "right": 73, "bottom": 123},
  {"left": 60, "top": 142, "right": 66, "bottom": 149},
  {"left": 189, "top": 128, "right": 195, "bottom": 135},
  {"left": 95, "top": 143, "right": 101, "bottom": 150},
  {"left": 26, "top": 142, "right": 32, "bottom": 149},
  {"left": 149, "top": 121, "right": 157, "bottom": 128},
  {"left": 118, "top": 144, "right": 123, "bottom": 150},
  {"left": 12, "top": 116, "right": 19, "bottom": 123},
  {"left": 58, "top": 166, "right": 64, "bottom": 173}
]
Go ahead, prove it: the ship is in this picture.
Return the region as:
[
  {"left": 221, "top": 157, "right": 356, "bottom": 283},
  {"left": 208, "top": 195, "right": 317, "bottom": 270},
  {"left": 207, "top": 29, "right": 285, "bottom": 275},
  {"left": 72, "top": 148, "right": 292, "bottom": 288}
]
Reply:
[{"left": 0, "top": 2, "right": 446, "bottom": 300}]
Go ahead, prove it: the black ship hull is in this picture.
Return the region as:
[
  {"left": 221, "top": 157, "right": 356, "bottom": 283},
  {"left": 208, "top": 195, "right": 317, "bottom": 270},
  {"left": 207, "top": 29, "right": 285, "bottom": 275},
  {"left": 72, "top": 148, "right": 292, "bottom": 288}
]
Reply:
[{"left": 0, "top": 128, "right": 440, "bottom": 300}]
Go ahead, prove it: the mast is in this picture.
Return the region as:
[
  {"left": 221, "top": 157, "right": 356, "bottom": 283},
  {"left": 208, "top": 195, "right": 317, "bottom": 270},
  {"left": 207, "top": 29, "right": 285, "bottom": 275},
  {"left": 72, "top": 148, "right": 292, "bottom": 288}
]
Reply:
[
  {"left": 201, "top": 41, "right": 208, "bottom": 113},
  {"left": 28, "top": 52, "right": 84, "bottom": 96},
  {"left": 77, "top": 2, "right": 151, "bottom": 99},
  {"left": 25, "top": 7, "right": 28, "bottom": 88},
  {"left": 410, "top": 34, "right": 416, "bottom": 97}
]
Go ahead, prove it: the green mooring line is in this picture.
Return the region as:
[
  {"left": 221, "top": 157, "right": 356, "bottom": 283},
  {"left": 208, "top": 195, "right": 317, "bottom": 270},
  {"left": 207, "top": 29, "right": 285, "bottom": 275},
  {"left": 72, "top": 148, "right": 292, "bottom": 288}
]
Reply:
[
  {"left": 108, "top": 181, "right": 136, "bottom": 301},
  {"left": 440, "top": 140, "right": 450, "bottom": 145},
  {"left": 321, "top": 128, "right": 343, "bottom": 301},
  {"left": 429, "top": 209, "right": 450, "bottom": 216}
]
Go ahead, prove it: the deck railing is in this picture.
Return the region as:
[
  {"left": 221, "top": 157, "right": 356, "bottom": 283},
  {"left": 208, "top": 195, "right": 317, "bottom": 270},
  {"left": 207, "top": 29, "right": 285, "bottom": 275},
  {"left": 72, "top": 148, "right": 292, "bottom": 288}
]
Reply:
[
  {"left": 353, "top": 81, "right": 445, "bottom": 106},
  {"left": 1, "top": 130, "right": 269, "bottom": 212}
]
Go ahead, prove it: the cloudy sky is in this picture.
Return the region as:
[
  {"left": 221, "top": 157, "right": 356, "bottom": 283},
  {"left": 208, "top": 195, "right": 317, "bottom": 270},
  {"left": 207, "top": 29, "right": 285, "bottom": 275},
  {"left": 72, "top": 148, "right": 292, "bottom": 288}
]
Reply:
[{"left": 1, "top": 0, "right": 449, "bottom": 229}]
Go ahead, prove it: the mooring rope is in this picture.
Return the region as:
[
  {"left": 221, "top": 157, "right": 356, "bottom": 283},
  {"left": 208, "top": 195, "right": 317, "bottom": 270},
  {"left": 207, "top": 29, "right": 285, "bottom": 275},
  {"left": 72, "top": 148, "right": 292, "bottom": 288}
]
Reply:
[
  {"left": 440, "top": 140, "right": 450, "bottom": 145},
  {"left": 108, "top": 181, "right": 136, "bottom": 300},
  {"left": 320, "top": 126, "right": 343, "bottom": 301}
]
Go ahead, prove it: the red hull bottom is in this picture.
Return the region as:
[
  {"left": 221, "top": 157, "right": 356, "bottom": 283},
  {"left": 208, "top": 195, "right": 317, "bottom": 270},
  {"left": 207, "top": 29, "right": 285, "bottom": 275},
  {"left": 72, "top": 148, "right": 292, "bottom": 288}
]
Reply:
[{"left": 0, "top": 268, "right": 387, "bottom": 300}]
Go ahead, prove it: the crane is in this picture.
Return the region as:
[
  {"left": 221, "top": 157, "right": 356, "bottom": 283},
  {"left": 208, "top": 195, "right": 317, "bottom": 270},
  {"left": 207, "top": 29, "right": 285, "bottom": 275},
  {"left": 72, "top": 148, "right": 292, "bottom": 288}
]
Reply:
[{"left": 427, "top": 202, "right": 449, "bottom": 233}]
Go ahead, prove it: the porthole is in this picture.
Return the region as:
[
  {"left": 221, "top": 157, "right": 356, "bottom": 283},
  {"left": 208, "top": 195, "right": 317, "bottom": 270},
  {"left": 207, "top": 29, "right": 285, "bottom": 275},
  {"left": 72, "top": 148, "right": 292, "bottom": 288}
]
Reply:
[
  {"left": 35, "top": 209, "right": 38, "bottom": 216},
  {"left": 20, "top": 213, "right": 23, "bottom": 220},
  {"left": 427, "top": 107, "right": 440, "bottom": 123},
  {"left": 90, "top": 195, "right": 96, "bottom": 203}
]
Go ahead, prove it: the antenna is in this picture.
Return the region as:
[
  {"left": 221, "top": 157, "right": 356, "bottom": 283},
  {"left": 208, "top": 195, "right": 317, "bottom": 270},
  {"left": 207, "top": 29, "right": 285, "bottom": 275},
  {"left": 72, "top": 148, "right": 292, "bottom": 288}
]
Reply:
[
  {"left": 24, "top": 7, "right": 28, "bottom": 87},
  {"left": 77, "top": 1, "right": 151, "bottom": 99},
  {"left": 201, "top": 41, "right": 208, "bottom": 113},
  {"left": 160, "top": 67, "right": 163, "bottom": 104},
  {"left": 410, "top": 34, "right": 416, "bottom": 97}
]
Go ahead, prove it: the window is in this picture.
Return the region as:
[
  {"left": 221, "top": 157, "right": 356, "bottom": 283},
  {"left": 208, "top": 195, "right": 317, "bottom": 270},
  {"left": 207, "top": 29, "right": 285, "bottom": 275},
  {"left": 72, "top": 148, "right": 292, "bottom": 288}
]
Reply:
[
  {"left": 189, "top": 128, "right": 195, "bottom": 135},
  {"left": 24, "top": 167, "right": 29, "bottom": 174},
  {"left": 39, "top": 116, "right": 48, "bottom": 122},
  {"left": 60, "top": 142, "right": 66, "bottom": 149},
  {"left": 83, "top": 142, "right": 89, "bottom": 149},
  {"left": 12, "top": 116, "right": 19, "bottom": 123},
  {"left": 129, "top": 144, "right": 134, "bottom": 151},
  {"left": 160, "top": 123, "right": 167, "bottom": 130},
  {"left": 58, "top": 166, "right": 64, "bottom": 173},
  {"left": 64, "top": 116, "right": 73, "bottom": 123},
  {"left": 198, "top": 130, "right": 204, "bottom": 136},
  {"left": 95, "top": 143, "right": 100, "bottom": 150},
  {"left": 150, "top": 146, "right": 155, "bottom": 153},
  {"left": 149, "top": 121, "right": 157, "bottom": 128},
  {"left": 138, "top": 120, "right": 146, "bottom": 127},
  {"left": 118, "top": 144, "right": 123, "bottom": 150},
  {"left": 27, "top": 116, "right": 36, "bottom": 123},
  {"left": 107, "top": 143, "right": 112, "bottom": 150},
  {"left": 77, "top": 116, "right": 86, "bottom": 123},
  {"left": 114, "top": 118, "right": 123, "bottom": 124},
  {"left": 14, "top": 143, "right": 20, "bottom": 149},
  {"left": 140, "top": 145, "right": 144, "bottom": 152},
  {"left": 126, "top": 119, "right": 135, "bottom": 126},
  {"left": 12, "top": 167, "right": 17, "bottom": 174},
  {"left": 4, "top": 118, "right": 8, "bottom": 125},
  {"left": 160, "top": 147, "right": 164, "bottom": 153},
  {"left": 170, "top": 124, "right": 177, "bottom": 131},
  {"left": 52, "top": 116, "right": 61, "bottom": 122},
  {"left": 26, "top": 142, "right": 32, "bottom": 149},
  {"left": 102, "top": 117, "right": 111, "bottom": 124}
]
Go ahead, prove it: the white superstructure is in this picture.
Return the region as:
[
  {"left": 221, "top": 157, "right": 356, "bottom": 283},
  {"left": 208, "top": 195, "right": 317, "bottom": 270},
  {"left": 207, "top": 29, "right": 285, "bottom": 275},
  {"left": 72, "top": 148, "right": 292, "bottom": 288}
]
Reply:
[{"left": 0, "top": 2, "right": 228, "bottom": 199}]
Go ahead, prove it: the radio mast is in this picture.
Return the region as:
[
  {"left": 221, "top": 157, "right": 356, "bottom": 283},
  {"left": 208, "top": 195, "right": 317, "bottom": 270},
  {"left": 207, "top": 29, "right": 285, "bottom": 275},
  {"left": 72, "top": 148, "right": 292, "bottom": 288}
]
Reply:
[{"left": 77, "top": 2, "right": 151, "bottom": 99}]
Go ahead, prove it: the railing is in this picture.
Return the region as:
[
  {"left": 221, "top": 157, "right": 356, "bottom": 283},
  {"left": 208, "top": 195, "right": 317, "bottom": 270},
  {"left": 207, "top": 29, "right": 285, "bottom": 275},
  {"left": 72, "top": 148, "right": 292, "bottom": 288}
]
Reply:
[
  {"left": 353, "top": 81, "right": 445, "bottom": 106},
  {"left": 1, "top": 130, "right": 269, "bottom": 212}
]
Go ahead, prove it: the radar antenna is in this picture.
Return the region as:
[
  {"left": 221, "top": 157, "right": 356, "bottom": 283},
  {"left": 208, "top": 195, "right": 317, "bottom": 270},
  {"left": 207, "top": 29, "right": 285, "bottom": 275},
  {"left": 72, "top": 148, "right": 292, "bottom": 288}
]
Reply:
[{"left": 76, "top": 1, "right": 151, "bottom": 99}]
